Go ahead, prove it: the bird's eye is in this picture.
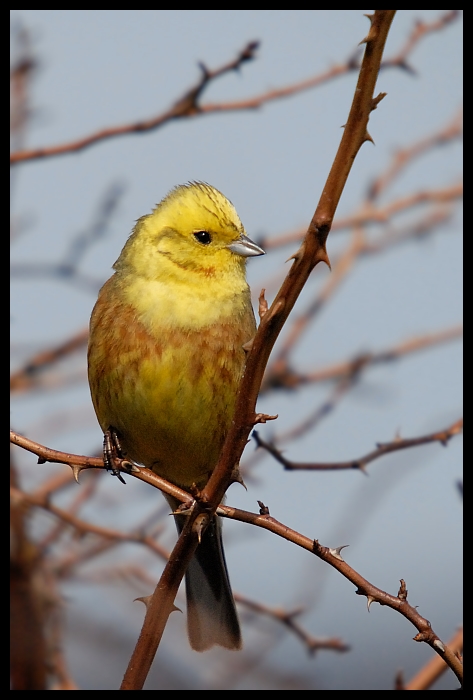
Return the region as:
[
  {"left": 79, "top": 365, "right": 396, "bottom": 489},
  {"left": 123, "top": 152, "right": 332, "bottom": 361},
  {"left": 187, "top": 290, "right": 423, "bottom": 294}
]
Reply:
[{"left": 193, "top": 230, "right": 212, "bottom": 245}]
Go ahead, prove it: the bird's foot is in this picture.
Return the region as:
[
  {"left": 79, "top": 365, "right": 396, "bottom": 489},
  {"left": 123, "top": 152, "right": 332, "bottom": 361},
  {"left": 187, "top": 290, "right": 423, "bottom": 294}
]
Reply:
[{"left": 103, "top": 427, "right": 138, "bottom": 484}]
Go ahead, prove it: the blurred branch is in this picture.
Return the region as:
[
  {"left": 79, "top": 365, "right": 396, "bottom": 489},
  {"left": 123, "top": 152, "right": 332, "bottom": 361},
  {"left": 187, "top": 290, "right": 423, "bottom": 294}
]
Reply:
[
  {"left": 10, "top": 23, "right": 38, "bottom": 151},
  {"left": 261, "top": 181, "right": 462, "bottom": 251},
  {"left": 10, "top": 328, "right": 88, "bottom": 393},
  {"left": 235, "top": 593, "right": 349, "bottom": 656},
  {"left": 10, "top": 41, "right": 260, "bottom": 164},
  {"left": 10, "top": 182, "right": 125, "bottom": 292},
  {"left": 264, "top": 206, "right": 462, "bottom": 385},
  {"left": 253, "top": 417, "right": 463, "bottom": 471},
  {"left": 10, "top": 12, "right": 459, "bottom": 166},
  {"left": 368, "top": 107, "right": 463, "bottom": 200},
  {"left": 264, "top": 322, "right": 463, "bottom": 392},
  {"left": 382, "top": 10, "right": 460, "bottom": 75},
  {"left": 10, "top": 485, "right": 170, "bottom": 562}
]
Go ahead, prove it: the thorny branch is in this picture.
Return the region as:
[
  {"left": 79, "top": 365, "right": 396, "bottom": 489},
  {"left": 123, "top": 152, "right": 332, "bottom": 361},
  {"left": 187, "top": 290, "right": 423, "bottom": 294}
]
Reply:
[{"left": 9, "top": 429, "right": 462, "bottom": 683}]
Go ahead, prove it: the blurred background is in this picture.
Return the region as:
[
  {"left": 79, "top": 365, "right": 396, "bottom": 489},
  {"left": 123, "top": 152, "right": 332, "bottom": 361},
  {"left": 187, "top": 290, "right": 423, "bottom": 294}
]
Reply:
[{"left": 10, "top": 10, "right": 462, "bottom": 690}]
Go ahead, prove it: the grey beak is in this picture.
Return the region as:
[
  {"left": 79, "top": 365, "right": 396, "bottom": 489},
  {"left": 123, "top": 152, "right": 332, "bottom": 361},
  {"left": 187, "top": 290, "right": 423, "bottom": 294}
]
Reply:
[{"left": 227, "top": 234, "right": 265, "bottom": 258}]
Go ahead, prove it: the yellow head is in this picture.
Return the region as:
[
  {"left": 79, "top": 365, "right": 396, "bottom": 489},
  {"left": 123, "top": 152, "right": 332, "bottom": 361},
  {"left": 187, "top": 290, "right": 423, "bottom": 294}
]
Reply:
[{"left": 114, "top": 182, "right": 264, "bottom": 282}]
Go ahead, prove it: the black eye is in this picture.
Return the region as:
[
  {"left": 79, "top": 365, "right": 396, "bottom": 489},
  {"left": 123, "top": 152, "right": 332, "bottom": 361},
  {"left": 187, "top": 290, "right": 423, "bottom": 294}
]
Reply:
[{"left": 193, "top": 230, "right": 211, "bottom": 245}]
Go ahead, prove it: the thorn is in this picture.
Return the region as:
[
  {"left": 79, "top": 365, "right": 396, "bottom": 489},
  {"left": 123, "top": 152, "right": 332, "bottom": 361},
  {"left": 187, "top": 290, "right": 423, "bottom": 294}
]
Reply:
[
  {"left": 254, "top": 412, "right": 278, "bottom": 424},
  {"left": 258, "top": 289, "right": 268, "bottom": 319},
  {"left": 364, "top": 131, "right": 375, "bottom": 145},
  {"left": 356, "top": 461, "right": 368, "bottom": 475},
  {"left": 359, "top": 14, "right": 376, "bottom": 45},
  {"left": 366, "top": 595, "right": 376, "bottom": 612},
  {"left": 242, "top": 338, "right": 253, "bottom": 353},
  {"left": 316, "top": 247, "right": 331, "bottom": 270},
  {"left": 70, "top": 464, "right": 83, "bottom": 484},
  {"left": 134, "top": 596, "right": 181, "bottom": 614},
  {"left": 257, "top": 500, "right": 270, "bottom": 515},
  {"left": 122, "top": 460, "right": 141, "bottom": 473},
  {"left": 197, "top": 61, "right": 209, "bottom": 79},
  {"left": 193, "top": 513, "right": 209, "bottom": 544},
  {"left": 329, "top": 544, "right": 349, "bottom": 561},
  {"left": 134, "top": 595, "right": 153, "bottom": 609},
  {"left": 230, "top": 463, "right": 247, "bottom": 489},
  {"left": 433, "top": 639, "right": 445, "bottom": 653}
]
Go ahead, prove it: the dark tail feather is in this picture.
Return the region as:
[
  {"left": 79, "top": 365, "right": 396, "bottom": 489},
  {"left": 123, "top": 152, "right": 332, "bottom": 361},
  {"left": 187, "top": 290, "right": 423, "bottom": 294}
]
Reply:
[{"left": 167, "top": 496, "right": 241, "bottom": 651}]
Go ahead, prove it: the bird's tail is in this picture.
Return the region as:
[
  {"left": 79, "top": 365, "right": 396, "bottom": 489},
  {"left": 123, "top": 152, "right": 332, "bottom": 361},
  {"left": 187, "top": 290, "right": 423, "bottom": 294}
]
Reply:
[{"left": 167, "top": 496, "right": 242, "bottom": 652}]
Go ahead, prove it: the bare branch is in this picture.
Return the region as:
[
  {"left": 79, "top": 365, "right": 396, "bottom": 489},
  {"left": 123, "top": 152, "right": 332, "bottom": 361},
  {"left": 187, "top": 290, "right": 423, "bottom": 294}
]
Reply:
[
  {"left": 218, "top": 503, "right": 463, "bottom": 685},
  {"left": 235, "top": 593, "right": 349, "bottom": 655},
  {"left": 405, "top": 627, "right": 463, "bottom": 690},
  {"left": 264, "top": 324, "right": 462, "bottom": 391},
  {"left": 10, "top": 329, "right": 89, "bottom": 393},
  {"left": 10, "top": 12, "right": 458, "bottom": 166},
  {"left": 253, "top": 418, "right": 463, "bottom": 472}
]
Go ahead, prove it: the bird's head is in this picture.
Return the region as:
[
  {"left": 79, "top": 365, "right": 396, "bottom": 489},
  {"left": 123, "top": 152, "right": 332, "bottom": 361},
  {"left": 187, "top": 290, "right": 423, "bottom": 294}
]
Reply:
[{"left": 114, "top": 182, "right": 264, "bottom": 281}]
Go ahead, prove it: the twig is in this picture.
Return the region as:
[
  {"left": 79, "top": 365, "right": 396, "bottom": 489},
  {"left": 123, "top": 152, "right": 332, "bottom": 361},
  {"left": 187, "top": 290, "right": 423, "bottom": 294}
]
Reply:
[
  {"left": 10, "top": 12, "right": 459, "bottom": 166},
  {"left": 253, "top": 418, "right": 463, "bottom": 472},
  {"left": 263, "top": 324, "right": 462, "bottom": 391},
  {"left": 261, "top": 182, "right": 462, "bottom": 251},
  {"left": 218, "top": 503, "right": 463, "bottom": 685},
  {"left": 368, "top": 108, "right": 463, "bottom": 200},
  {"left": 10, "top": 328, "right": 89, "bottom": 393},
  {"left": 404, "top": 627, "right": 463, "bottom": 690},
  {"left": 9, "top": 429, "right": 188, "bottom": 503},
  {"left": 235, "top": 593, "right": 349, "bottom": 656},
  {"left": 10, "top": 486, "right": 170, "bottom": 562}
]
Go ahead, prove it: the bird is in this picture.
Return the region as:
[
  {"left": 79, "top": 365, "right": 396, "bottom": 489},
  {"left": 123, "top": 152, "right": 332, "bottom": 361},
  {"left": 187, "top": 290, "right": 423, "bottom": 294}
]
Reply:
[{"left": 87, "top": 181, "right": 264, "bottom": 651}]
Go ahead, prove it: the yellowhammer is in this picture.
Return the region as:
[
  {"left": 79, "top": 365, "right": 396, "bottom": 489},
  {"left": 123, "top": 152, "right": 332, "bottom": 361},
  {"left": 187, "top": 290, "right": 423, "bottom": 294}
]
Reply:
[{"left": 87, "top": 182, "right": 264, "bottom": 651}]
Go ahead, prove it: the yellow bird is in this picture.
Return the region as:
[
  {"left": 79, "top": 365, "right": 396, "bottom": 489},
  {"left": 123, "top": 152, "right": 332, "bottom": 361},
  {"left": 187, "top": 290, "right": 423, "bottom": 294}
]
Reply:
[{"left": 87, "top": 182, "right": 264, "bottom": 651}]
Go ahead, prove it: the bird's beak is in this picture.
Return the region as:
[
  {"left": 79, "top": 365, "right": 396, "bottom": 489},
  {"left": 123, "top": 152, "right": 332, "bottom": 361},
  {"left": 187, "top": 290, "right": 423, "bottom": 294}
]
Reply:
[{"left": 227, "top": 234, "right": 265, "bottom": 258}]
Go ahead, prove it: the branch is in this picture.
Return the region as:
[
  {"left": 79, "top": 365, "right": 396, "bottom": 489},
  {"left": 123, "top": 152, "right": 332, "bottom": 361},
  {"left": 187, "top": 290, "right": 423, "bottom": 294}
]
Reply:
[
  {"left": 10, "top": 426, "right": 463, "bottom": 685},
  {"left": 10, "top": 328, "right": 89, "bottom": 393},
  {"left": 261, "top": 181, "right": 463, "bottom": 251},
  {"left": 10, "top": 12, "right": 458, "bottom": 166},
  {"left": 368, "top": 107, "right": 463, "bottom": 200},
  {"left": 9, "top": 429, "right": 189, "bottom": 504},
  {"left": 10, "top": 486, "right": 170, "bottom": 562},
  {"left": 119, "top": 12, "right": 396, "bottom": 689},
  {"left": 253, "top": 418, "right": 463, "bottom": 472},
  {"left": 263, "top": 324, "right": 463, "bottom": 391},
  {"left": 218, "top": 503, "right": 463, "bottom": 686},
  {"left": 235, "top": 593, "right": 349, "bottom": 656},
  {"left": 404, "top": 627, "right": 463, "bottom": 690},
  {"left": 380, "top": 10, "right": 460, "bottom": 75}
]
